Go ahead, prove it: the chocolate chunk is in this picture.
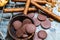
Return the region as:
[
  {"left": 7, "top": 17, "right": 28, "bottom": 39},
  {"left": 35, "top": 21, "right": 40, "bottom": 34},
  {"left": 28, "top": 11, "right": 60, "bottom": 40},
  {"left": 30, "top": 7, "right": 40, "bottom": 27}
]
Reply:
[
  {"left": 16, "top": 28, "right": 24, "bottom": 37},
  {"left": 41, "top": 19, "right": 51, "bottom": 29},
  {"left": 33, "top": 18, "right": 41, "bottom": 26},
  {"left": 37, "top": 14, "right": 47, "bottom": 21},
  {"left": 13, "top": 20, "right": 22, "bottom": 30},
  {"left": 23, "top": 19, "right": 32, "bottom": 25},
  {"left": 27, "top": 13, "right": 35, "bottom": 18},
  {"left": 25, "top": 24, "right": 36, "bottom": 34},
  {"left": 33, "top": 32, "right": 42, "bottom": 40},
  {"left": 16, "top": 26, "right": 26, "bottom": 37},
  {"left": 38, "top": 30, "right": 47, "bottom": 39}
]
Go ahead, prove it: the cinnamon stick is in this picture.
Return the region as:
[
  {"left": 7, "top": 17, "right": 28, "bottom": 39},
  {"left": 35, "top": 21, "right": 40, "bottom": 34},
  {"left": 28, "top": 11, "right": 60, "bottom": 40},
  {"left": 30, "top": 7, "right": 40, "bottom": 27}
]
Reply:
[
  {"left": 24, "top": 0, "right": 31, "bottom": 15},
  {"left": 12, "top": 0, "right": 47, "bottom": 4},
  {"left": 3, "top": 8, "right": 36, "bottom": 13}
]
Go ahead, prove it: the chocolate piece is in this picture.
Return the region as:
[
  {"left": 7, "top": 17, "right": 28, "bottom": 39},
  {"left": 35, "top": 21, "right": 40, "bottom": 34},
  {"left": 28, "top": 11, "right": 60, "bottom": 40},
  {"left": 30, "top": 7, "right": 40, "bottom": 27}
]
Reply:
[
  {"left": 38, "top": 30, "right": 47, "bottom": 39},
  {"left": 16, "top": 28, "right": 24, "bottom": 37},
  {"left": 33, "top": 32, "right": 42, "bottom": 40},
  {"left": 16, "top": 25, "right": 26, "bottom": 37},
  {"left": 41, "top": 19, "right": 51, "bottom": 29},
  {"left": 23, "top": 19, "right": 32, "bottom": 25},
  {"left": 33, "top": 18, "right": 41, "bottom": 26},
  {"left": 13, "top": 20, "right": 22, "bottom": 30},
  {"left": 25, "top": 24, "right": 36, "bottom": 34},
  {"left": 22, "top": 24, "right": 28, "bottom": 34},
  {"left": 27, "top": 13, "right": 35, "bottom": 18},
  {"left": 37, "top": 14, "right": 47, "bottom": 21}
]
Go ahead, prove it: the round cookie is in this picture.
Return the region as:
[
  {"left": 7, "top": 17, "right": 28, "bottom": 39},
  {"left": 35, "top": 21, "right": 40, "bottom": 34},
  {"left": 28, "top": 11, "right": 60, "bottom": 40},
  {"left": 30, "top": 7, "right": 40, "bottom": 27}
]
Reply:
[
  {"left": 41, "top": 19, "right": 51, "bottom": 29},
  {"left": 33, "top": 32, "right": 42, "bottom": 40},
  {"left": 37, "top": 14, "right": 47, "bottom": 21},
  {"left": 23, "top": 19, "right": 32, "bottom": 25},
  {"left": 25, "top": 24, "right": 36, "bottom": 34},
  {"left": 13, "top": 20, "right": 22, "bottom": 30},
  {"left": 16, "top": 28, "right": 24, "bottom": 37},
  {"left": 33, "top": 18, "right": 41, "bottom": 26},
  {"left": 38, "top": 30, "right": 47, "bottom": 39},
  {"left": 27, "top": 13, "right": 35, "bottom": 18}
]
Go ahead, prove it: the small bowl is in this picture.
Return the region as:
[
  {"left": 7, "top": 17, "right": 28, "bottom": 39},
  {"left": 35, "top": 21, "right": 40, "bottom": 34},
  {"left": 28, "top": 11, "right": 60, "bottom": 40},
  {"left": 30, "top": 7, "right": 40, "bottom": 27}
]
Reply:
[{"left": 8, "top": 14, "right": 34, "bottom": 40}]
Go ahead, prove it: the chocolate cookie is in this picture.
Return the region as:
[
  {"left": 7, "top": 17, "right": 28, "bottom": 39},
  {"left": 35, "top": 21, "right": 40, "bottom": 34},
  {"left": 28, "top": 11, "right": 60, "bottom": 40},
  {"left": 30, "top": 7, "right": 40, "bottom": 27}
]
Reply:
[
  {"left": 25, "top": 24, "right": 36, "bottom": 34},
  {"left": 37, "top": 14, "right": 47, "bottom": 21},
  {"left": 23, "top": 19, "right": 32, "bottom": 25},
  {"left": 38, "top": 30, "right": 47, "bottom": 39},
  {"left": 13, "top": 20, "right": 22, "bottom": 30},
  {"left": 41, "top": 19, "right": 51, "bottom": 29},
  {"left": 33, "top": 18, "right": 41, "bottom": 26}
]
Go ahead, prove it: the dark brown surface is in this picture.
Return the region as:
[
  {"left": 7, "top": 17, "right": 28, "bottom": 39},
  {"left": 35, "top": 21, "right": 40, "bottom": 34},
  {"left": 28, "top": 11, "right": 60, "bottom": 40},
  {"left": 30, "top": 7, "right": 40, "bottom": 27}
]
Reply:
[
  {"left": 13, "top": 20, "right": 22, "bottom": 30},
  {"left": 38, "top": 30, "right": 47, "bottom": 39},
  {"left": 41, "top": 19, "right": 51, "bottom": 29},
  {"left": 37, "top": 14, "right": 47, "bottom": 21},
  {"left": 25, "top": 24, "right": 36, "bottom": 34},
  {"left": 33, "top": 18, "right": 41, "bottom": 26}
]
